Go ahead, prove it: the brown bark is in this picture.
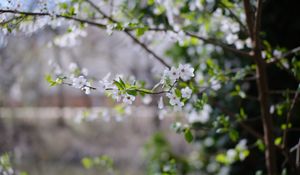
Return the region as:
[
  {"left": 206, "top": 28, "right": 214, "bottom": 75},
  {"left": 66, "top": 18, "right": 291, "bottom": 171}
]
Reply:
[{"left": 244, "top": 0, "right": 278, "bottom": 174}]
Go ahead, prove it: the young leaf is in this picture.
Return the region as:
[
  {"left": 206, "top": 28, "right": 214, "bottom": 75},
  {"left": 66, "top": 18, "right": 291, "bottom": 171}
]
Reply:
[{"left": 184, "top": 128, "right": 193, "bottom": 143}]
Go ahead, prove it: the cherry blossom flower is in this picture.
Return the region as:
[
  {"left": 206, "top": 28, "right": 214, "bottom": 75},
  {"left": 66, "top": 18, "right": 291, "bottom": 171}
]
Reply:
[
  {"left": 122, "top": 94, "right": 136, "bottom": 105},
  {"left": 68, "top": 62, "right": 78, "bottom": 72},
  {"left": 187, "top": 104, "right": 212, "bottom": 123},
  {"left": 168, "top": 66, "right": 180, "bottom": 82},
  {"left": 173, "top": 99, "right": 184, "bottom": 111},
  {"left": 111, "top": 88, "right": 121, "bottom": 102},
  {"left": 226, "top": 149, "right": 237, "bottom": 163},
  {"left": 142, "top": 95, "right": 152, "bottom": 105},
  {"left": 181, "top": 87, "right": 192, "bottom": 98},
  {"left": 106, "top": 24, "right": 117, "bottom": 35},
  {"left": 82, "top": 82, "right": 91, "bottom": 95},
  {"left": 158, "top": 96, "right": 164, "bottom": 109},
  {"left": 178, "top": 64, "right": 194, "bottom": 81},
  {"left": 158, "top": 109, "right": 167, "bottom": 120},
  {"left": 81, "top": 68, "right": 88, "bottom": 76},
  {"left": 98, "top": 73, "right": 112, "bottom": 93},
  {"left": 166, "top": 91, "right": 180, "bottom": 106},
  {"left": 72, "top": 76, "right": 87, "bottom": 89}
]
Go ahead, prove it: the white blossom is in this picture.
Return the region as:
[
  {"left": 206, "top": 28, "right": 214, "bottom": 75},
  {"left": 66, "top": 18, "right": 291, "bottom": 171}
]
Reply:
[
  {"left": 81, "top": 68, "right": 88, "bottom": 76},
  {"left": 98, "top": 73, "right": 112, "bottom": 93},
  {"left": 173, "top": 99, "right": 184, "bottom": 111},
  {"left": 111, "top": 88, "right": 121, "bottom": 102},
  {"left": 106, "top": 24, "right": 117, "bottom": 35},
  {"left": 142, "top": 95, "right": 152, "bottom": 105},
  {"left": 102, "top": 109, "right": 110, "bottom": 122},
  {"left": 158, "top": 96, "right": 164, "bottom": 109},
  {"left": 159, "top": 109, "right": 167, "bottom": 120},
  {"left": 273, "top": 49, "right": 282, "bottom": 57},
  {"left": 187, "top": 104, "right": 212, "bottom": 123},
  {"left": 115, "top": 115, "right": 123, "bottom": 122},
  {"left": 210, "top": 77, "right": 221, "bottom": 91},
  {"left": 166, "top": 91, "right": 180, "bottom": 106},
  {"left": 245, "top": 38, "right": 252, "bottom": 48},
  {"left": 82, "top": 82, "right": 91, "bottom": 95},
  {"left": 122, "top": 94, "right": 136, "bottom": 105},
  {"left": 236, "top": 139, "right": 247, "bottom": 150},
  {"left": 72, "top": 76, "right": 87, "bottom": 89},
  {"left": 181, "top": 87, "right": 192, "bottom": 98},
  {"left": 168, "top": 66, "right": 180, "bottom": 82},
  {"left": 226, "top": 149, "right": 237, "bottom": 163},
  {"left": 178, "top": 64, "right": 194, "bottom": 81},
  {"left": 234, "top": 40, "right": 244, "bottom": 49},
  {"left": 225, "top": 33, "right": 238, "bottom": 45}
]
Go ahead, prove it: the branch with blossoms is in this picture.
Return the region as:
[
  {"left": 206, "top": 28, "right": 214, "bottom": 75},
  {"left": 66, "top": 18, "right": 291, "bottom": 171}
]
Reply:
[
  {"left": 47, "top": 63, "right": 198, "bottom": 109},
  {"left": 0, "top": 0, "right": 253, "bottom": 67}
]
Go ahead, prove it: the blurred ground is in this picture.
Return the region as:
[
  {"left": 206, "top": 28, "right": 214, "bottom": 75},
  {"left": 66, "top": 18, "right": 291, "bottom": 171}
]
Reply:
[{"left": 0, "top": 107, "right": 192, "bottom": 175}]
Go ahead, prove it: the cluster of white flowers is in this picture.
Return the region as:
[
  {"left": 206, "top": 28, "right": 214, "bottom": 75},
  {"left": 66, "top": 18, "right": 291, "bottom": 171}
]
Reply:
[
  {"left": 73, "top": 106, "right": 132, "bottom": 124},
  {"left": 161, "top": 64, "right": 195, "bottom": 84},
  {"left": 226, "top": 139, "right": 249, "bottom": 164},
  {"left": 166, "top": 91, "right": 184, "bottom": 111},
  {"left": 0, "top": 165, "right": 14, "bottom": 175},
  {"left": 187, "top": 104, "right": 212, "bottom": 123},
  {"left": 0, "top": 153, "right": 14, "bottom": 175},
  {"left": 211, "top": 9, "right": 251, "bottom": 49},
  {"left": 71, "top": 75, "right": 93, "bottom": 94},
  {"left": 106, "top": 23, "right": 117, "bottom": 35},
  {"left": 54, "top": 27, "right": 87, "bottom": 47}
]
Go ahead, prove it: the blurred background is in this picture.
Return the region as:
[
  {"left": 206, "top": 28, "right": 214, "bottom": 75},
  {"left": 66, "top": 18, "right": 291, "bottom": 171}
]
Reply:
[
  {"left": 1, "top": 0, "right": 300, "bottom": 175},
  {"left": 0, "top": 24, "right": 193, "bottom": 174}
]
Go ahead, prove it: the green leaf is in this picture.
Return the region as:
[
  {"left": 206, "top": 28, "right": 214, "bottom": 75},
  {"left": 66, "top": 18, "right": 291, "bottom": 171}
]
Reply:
[
  {"left": 119, "top": 78, "right": 126, "bottom": 88},
  {"left": 69, "top": 6, "right": 76, "bottom": 15},
  {"left": 138, "top": 88, "right": 153, "bottom": 94},
  {"left": 45, "top": 74, "right": 53, "bottom": 83},
  {"left": 255, "top": 139, "right": 265, "bottom": 151},
  {"left": 175, "top": 88, "right": 182, "bottom": 98},
  {"left": 114, "top": 80, "right": 125, "bottom": 90},
  {"left": 184, "top": 128, "right": 193, "bottom": 143},
  {"left": 45, "top": 74, "right": 58, "bottom": 86},
  {"left": 171, "top": 122, "right": 183, "bottom": 133},
  {"left": 229, "top": 129, "right": 239, "bottom": 142},
  {"left": 274, "top": 137, "right": 282, "bottom": 146},
  {"left": 281, "top": 123, "right": 292, "bottom": 130},
  {"left": 135, "top": 27, "right": 148, "bottom": 37},
  {"left": 147, "top": 0, "right": 155, "bottom": 5},
  {"left": 81, "top": 157, "right": 93, "bottom": 169},
  {"left": 220, "top": 0, "right": 234, "bottom": 8},
  {"left": 59, "top": 2, "right": 68, "bottom": 9},
  {"left": 126, "top": 89, "right": 137, "bottom": 96},
  {"left": 19, "top": 172, "right": 29, "bottom": 175},
  {"left": 255, "top": 170, "right": 263, "bottom": 175},
  {"left": 216, "top": 153, "right": 228, "bottom": 164}
]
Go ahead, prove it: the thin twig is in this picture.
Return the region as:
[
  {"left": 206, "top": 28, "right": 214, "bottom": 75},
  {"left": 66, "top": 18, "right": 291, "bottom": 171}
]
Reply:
[
  {"left": 0, "top": 9, "right": 107, "bottom": 28},
  {"left": 243, "top": 0, "right": 254, "bottom": 39},
  {"left": 213, "top": 101, "right": 263, "bottom": 140},
  {"left": 184, "top": 31, "right": 253, "bottom": 59},
  {"left": 84, "top": 0, "right": 171, "bottom": 69},
  {"left": 283, "top": 88, "right": 299, "bottom": 149},
  {"left": 218, "top": 1, "right": 248, "bottom": 35},
  {"left": 267, "top": 46, "right": 300, "bottom": 64}
]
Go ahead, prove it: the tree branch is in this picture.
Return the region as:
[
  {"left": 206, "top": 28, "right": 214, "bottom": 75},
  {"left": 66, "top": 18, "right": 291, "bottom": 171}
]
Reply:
[
  {"left": 219, "top": 1, "right": 248, "bottom": 35},
  {"left": 84, "top": 0, "right": 171, "bottom": 69},
  {"left": 245, "top": 0, "right": 278, "bottom": 174},
  {"left": 184, "top": 31, "right": 253, "bottom": 58},
  {"left": 0, "top": 9, "right": 107, "bottom": 28},
  {"left": 267, "top": 46, "right": 300, "bottom": 64},
  {"left": 213, "top": 101, "right": 263, "bottom": 140},
  {"left": 282, "top": 88, "right": 299, "bottom": 149},
  {"left": 243, "top": 0, "right": 255, "bottom": 39}
]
